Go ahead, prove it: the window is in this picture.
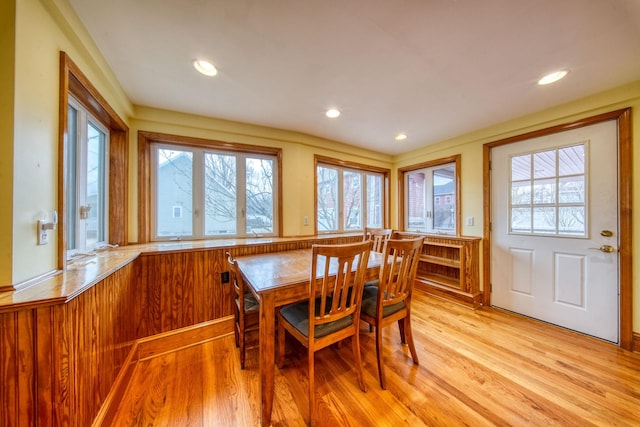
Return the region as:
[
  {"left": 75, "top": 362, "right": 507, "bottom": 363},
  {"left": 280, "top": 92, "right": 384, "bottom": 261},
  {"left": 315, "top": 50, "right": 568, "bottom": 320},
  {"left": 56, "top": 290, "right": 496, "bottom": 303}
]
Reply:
[
  {"left": 509, "top": 144, "right": 586, "bottom": 236},
  {"left": 400, "top": 155, "right": 460, "bottom": 234},
  {"left": 66, "top": 96, "right": 109, "bottom": 255},
  {"left": 316, "top": 157, "right": 387, "bottom": 233},
  {"left": 150, "top": 142, "right": 278, "bottom": 240},
  {"left": 59, "top": 52, "right": 129, "bottom": 267}
]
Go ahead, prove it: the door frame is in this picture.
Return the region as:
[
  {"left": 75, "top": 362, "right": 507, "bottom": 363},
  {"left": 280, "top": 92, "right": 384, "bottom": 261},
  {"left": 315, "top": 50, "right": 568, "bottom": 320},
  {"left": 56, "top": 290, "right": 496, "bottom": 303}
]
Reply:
[{"left": 483, "top": 108, "right": 632, "bottom": 350}]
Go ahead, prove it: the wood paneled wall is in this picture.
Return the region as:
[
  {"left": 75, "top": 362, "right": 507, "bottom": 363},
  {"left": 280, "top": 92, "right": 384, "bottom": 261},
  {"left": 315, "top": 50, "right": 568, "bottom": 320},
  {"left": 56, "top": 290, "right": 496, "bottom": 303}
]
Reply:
[{"left": 1, "top": 236, "right": 359, "bottom": 426}]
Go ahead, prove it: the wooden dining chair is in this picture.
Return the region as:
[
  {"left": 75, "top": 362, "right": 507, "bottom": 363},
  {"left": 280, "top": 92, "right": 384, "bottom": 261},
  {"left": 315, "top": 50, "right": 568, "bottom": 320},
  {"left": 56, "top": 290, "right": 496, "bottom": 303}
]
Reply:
[
  {"left": 360, "top": 236, "right": 424, "bottom": 389},
  {"left": 277, "top": 241, "right": 371, "bottom": 425},
  {"left": 226, "top": 252, "right": 260, "bottom": 369},
  {"left": 363, "top": 227, "right": 393, "bottom": 253}
]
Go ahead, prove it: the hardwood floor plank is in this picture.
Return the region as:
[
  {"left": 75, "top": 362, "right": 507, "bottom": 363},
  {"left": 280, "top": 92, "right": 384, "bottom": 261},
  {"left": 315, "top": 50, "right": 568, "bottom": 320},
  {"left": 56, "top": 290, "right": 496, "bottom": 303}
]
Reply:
[
  {"left": 415, "top": 300, "right": 640, "bottom": 425},
  {"left": 109, "top": 293, "right": 640, "bottom": 426}
]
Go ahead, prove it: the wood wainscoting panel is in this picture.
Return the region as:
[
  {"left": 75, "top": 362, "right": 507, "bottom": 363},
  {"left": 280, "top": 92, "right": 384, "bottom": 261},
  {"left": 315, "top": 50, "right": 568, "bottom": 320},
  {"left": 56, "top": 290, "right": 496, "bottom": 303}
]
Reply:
[
  {"left": 27, "top": 262, "right": 139, "bottom": 427},
  {"left": 136, "top": 250, "right": 234, "bottom": 337},
  {"left": 1, "top": 310, "right": 35, "bottom": 426}
]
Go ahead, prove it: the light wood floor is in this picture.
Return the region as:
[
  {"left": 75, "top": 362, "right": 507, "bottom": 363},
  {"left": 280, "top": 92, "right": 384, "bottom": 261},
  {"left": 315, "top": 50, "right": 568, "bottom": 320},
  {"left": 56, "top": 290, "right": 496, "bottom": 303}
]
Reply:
[{"left": 111, "top": 293, "right": 640, "bottom": 426}]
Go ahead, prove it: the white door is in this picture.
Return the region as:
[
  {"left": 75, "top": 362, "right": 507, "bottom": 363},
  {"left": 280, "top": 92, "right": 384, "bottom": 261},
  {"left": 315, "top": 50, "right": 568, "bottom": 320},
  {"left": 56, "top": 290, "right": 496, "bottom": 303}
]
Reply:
[{"left": 491, "top": 120, "right": 619, "bottom": 343}]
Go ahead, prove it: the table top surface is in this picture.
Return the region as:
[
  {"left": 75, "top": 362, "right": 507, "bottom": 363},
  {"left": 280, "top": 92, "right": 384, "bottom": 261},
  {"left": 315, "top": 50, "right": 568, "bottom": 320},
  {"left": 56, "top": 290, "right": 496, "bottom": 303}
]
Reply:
[{"left": 236, "top": 249, "right": 384, "bottom": 293}]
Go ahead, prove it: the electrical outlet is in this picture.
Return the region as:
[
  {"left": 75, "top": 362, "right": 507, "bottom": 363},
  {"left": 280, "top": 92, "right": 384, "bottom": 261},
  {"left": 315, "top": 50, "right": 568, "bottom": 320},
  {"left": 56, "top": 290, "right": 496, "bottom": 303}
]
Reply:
[
  {"left": 37, "top": 221, "right": 48, "bottom": 245},
  {"left": 221, "top": 271, "right": 230, "bottom": 284}
]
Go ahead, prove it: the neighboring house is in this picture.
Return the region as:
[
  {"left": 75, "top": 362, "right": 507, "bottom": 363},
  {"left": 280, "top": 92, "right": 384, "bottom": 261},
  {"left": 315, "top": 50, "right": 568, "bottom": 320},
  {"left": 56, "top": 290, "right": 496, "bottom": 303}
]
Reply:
[{"left": 406, "top": 174, "right": 455, "bottom": 231}]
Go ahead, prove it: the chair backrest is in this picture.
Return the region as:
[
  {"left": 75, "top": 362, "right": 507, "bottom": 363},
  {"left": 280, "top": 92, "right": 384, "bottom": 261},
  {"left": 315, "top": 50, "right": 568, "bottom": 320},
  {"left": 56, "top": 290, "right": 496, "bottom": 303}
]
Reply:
[
  {"left": 363, "top": 228, "right": 393, "bottom": 253},
  {"left": 226, "top": 251, "right": 245, "bottom": 309},
  {"left": 310, "top": 241, "right": 372, "bottom": 328},
  {"left": 377, "top": 237, "right": 424, "bottom": 309}
]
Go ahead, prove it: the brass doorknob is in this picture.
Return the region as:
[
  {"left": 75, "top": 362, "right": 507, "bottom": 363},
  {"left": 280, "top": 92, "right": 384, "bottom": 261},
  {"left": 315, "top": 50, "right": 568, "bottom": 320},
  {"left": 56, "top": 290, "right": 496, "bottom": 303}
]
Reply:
[{"left": 589, "top": 244, "right": 616, "bottom": 253}]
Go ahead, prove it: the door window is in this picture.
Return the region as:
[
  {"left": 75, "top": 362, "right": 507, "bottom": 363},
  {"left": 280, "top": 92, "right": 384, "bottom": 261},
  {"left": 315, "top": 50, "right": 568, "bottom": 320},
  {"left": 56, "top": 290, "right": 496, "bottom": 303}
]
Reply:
[{"left": 510, "top": 144, "right": 586, "bottom": 236}]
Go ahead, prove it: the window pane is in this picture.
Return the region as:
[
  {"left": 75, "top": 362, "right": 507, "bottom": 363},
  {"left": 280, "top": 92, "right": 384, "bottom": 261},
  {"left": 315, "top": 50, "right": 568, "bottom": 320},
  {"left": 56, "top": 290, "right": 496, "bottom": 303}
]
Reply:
[
  {"left": 558, "top": 207, "right": 585, "bottom": 235},
  {"left": 246, "top": 157, "right": 274, "bottom": 234},
  {"left": 204, "top": 153, "right": 236, "bottom": 235},
  {"left": 511, "top": 181, "right": 531, "bottom": 205},
  {"left": 317, "top": 166, "right": 338, "bottom": 231},
  {"left": 366, "top": 174, "right": 382, "bottom": 228},
  {"left": 559, "top": 145, "right": 585, "bottom": 176},
  {"left": 86, "top": 122, "right": 107, "bottom": 248},
  {"left": 559, "top": 176, "right": 585, "bottom": 203},
  {"left": 66, "top": 105, "right": 78, "bottom": 251},
  {"left": 533, "top": 178, "right": 556, "bottom": 204},
  {"left": 533, "top": 207, "right": 556, "bottom": 233},
  {"left": 511, "top": 207, "right": 531, "bottom": 232},
  {"left": 511, "top": 155, "right": 531, "bottom": 181},
  {"left": 343, "top": 171, "right": 362, "bottom": 230},
  {"left": 433, "top": 166, "right": 455, "bottom": 231},
  {"left": 157, "top": 149, "right": 193, "bottom": 237},
  {"left": 407, "top": 172, "right": 426, "bottom": 230},
  {"left": 533, "top": 150, "right": 556, "bottom": 178}
]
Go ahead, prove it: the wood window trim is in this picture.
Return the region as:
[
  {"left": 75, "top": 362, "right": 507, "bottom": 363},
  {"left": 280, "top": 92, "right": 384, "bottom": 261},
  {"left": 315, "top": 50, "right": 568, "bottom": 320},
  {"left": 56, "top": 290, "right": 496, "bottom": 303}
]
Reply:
[
  {"left": 314, "top": 155, "right": 391, "bottom": 235},
  {"left": 137, "top": 131, "right": 283, "bottom": 243},
  {"left": 482, "top": 108, "right": 633, "bottom": 351},
  {"left": 58, "top": 51, "right": 129, "bottom": 269},
  {"left": 398, "top": 154, "right": 462, "bottom": 236}
]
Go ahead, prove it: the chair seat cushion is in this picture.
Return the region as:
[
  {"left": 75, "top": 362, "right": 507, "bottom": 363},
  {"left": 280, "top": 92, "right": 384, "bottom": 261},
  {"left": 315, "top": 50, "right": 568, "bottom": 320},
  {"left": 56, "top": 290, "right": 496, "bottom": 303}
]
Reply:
[
  {"left": 239, "top": 292, "right": 259, "bottom": 312},
  {"left": 363, "top": 279, "right": 379, "bottom": 288},
  {"left": 361, "top": 286, "right": 405, "bottom": 318},
  {"left": 280, "top": 298, "right": 353, "bottom": 338}
]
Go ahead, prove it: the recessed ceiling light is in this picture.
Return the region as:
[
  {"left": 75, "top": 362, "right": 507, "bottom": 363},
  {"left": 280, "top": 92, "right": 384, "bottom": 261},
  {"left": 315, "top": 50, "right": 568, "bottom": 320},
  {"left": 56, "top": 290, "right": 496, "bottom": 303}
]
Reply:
[
  {"left": 325, "top": 109, "right": 341, "bottom": 118},
  {"left": 193, "top": 59, "right": 218, "bottom": 76},
  {"left": 395, "top": 133, "right": 408, "bottom": 141},
  {"left": 538, "top": 70, "right": 568, "bottom": 85}
]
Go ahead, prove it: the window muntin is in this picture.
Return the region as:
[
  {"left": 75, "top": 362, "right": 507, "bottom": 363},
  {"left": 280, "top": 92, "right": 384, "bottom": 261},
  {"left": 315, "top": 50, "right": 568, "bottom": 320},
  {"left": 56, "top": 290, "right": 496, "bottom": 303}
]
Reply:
[
  {"left": 66, "top": 96, "right": 109, "bottom": 255},
  {"left": 509, "top": 144, "right": 586, "bottom": 236},
  {"left": 152, "top": 143, "right": 277, "bottom": 240},
  {"left": 317, "top": 164, "right": 384, "bottom": 232},
  {"left": 405, "top": 162, "right": 456, "bottom": 233}
]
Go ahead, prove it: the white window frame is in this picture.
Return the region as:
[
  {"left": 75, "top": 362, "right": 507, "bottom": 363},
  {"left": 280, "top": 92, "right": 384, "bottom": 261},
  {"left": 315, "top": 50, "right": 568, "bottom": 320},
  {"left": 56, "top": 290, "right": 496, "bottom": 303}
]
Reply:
[
  {"left": 66, "top": 95, "right": 110, "bottom": 256},
  {"left": 150, "top": 142, "right": 279, "bottom": 240},
  {"left": 316, "top": 162, "right": 385, "bottom": 233},
  {"left": 402, "top": 160, "right": 458, "bottom": 234}
]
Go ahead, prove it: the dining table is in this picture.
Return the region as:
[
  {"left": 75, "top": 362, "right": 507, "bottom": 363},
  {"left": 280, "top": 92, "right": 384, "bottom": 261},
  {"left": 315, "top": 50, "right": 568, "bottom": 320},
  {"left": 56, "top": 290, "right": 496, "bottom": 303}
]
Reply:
[{"left": 235, "top": 247, "right": 385, "bottom": 426}]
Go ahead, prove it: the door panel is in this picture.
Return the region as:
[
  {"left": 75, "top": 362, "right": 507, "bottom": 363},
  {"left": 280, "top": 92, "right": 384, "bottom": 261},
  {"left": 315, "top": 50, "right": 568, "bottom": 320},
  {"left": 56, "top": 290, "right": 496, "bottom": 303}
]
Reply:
[{"left": 491, "top": 120, "right": 619, "bottom": 343}]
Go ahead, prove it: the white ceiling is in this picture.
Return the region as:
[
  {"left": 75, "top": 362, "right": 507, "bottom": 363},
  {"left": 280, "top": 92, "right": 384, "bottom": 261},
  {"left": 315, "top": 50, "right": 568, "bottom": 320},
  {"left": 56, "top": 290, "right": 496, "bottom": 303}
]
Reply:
[{"left": 67, "top": 0, "right": 640, "bottom": 155}]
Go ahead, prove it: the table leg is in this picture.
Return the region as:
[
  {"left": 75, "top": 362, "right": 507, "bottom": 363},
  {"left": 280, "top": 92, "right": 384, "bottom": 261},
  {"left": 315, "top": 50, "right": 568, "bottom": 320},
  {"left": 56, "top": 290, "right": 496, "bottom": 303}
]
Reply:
[{"left": 259, "top": 292, "right": 275, "bottom": 426}]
